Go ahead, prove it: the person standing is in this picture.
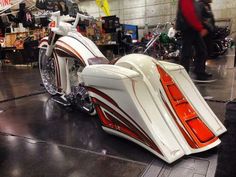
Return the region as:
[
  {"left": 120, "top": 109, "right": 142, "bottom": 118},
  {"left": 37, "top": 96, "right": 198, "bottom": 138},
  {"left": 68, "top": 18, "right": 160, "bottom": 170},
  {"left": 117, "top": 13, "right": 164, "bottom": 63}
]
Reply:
[
  {"left": 176, "top": 0, "right": 213, "bottom": 81},
  {"left": 199, "top": 0, "right": 216, "bottom": 59}
]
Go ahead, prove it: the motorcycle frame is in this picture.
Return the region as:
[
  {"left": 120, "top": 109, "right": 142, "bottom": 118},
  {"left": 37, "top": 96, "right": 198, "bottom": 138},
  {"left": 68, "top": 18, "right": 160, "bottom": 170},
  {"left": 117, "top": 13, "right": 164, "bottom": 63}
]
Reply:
[{"left": 143, "top": 22, "right": 174, "bottom": 56}]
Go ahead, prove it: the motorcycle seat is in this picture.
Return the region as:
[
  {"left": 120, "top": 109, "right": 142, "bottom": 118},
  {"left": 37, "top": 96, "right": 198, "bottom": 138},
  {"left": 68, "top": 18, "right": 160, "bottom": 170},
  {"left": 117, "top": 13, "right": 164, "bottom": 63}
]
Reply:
[
  {"left": 87, "top": 57, "right": 121, "bottom": 65},
  {"left": 88, "top": 57, "right": 109, "bottom": 65},
  {"left": 109, "top": 57, "right": 121, "bottom": 65}
]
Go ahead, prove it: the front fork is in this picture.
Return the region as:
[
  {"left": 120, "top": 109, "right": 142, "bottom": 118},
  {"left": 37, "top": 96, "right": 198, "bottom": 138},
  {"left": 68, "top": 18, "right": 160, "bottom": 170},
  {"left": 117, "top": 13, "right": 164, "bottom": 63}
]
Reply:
[
  {"left": 144, "top": 35, "right": 159, "bottom": 54},
  {"left": 46, "top": 32, "right": 61, "bottom": 57},
  {"left": 56, "top": 56, "right": 83, "bottom": 96}
]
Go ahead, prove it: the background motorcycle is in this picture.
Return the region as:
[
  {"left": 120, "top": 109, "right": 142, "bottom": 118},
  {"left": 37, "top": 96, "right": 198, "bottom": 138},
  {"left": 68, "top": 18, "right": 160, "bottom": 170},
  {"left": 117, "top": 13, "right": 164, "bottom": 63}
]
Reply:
[
  {"left": 132, "top": 22, "right": 181, "bottom": 60},
  {"left": 210, "top": 26, "right": 234, "bottom": 58}
]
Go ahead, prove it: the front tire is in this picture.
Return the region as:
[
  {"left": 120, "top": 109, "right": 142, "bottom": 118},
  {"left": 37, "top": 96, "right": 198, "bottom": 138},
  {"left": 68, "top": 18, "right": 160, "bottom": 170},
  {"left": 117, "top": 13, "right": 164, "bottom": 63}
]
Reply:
[{"left": 39, "top": 48, "right": 58, "bottom": 95}]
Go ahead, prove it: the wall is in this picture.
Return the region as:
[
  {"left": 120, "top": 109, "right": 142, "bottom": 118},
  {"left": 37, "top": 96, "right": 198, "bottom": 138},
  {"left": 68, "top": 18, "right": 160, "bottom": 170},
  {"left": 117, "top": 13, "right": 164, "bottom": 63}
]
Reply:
[
  {"left": 211, "top": 0, "right": 236, "bottom": 34},
  {"left": 79, "top": 0, "right": 236, "bottom": 38}
]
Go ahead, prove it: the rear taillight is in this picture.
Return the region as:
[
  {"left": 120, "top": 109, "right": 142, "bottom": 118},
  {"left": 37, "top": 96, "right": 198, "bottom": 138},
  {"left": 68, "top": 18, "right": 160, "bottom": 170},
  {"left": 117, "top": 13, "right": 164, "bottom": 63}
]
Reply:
[
  {"left": 167, "top": 84, "right": 184, "bottom": 101},
  {"left": 187, "top": 118, "right": 214, "bottom": 143},
  {"left": 157, "top": 65, "right": 216, "bottom": 147}
]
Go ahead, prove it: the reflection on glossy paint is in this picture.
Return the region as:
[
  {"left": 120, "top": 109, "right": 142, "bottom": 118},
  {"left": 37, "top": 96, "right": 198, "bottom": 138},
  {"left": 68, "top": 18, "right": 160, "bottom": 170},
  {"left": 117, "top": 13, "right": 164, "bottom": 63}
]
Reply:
[
  {"left": 39, "top": 95, "right": 49, "bottom": 102},
  {"left": 27, "top": 139, "right": 37, "bottom": 144},
  {"left": 44, "top": 97, "right": 64, "bottom": 120},
  {"left": 68, "top": 171, "right": 86, "bottom": 177},
  {"left": 217, "top": 65, "right": 228, "bottom": 78},
  {"left": 101, "top": 149, "right": 107, "bottom": 155},
  {"left": 12, "top": 167, "right": 21, "bottom": 177},
  {"left": 88, "top": 141, "right": 93, "bottom": 148},
  {"left": 25, "top": 139, "right": 38, "bottom": 153},
  {"left": 51, "top": 144, "right": 65, "bottom": 161},
  {"left": 6, "top": 135, "right": 18, "bottom": 147}
]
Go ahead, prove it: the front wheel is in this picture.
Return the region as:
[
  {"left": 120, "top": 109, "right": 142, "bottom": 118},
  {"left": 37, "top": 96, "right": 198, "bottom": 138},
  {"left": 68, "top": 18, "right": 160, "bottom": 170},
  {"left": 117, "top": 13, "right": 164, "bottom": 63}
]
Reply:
[{"left": 39, "top": 48, "right": 58, "bottom": 95}]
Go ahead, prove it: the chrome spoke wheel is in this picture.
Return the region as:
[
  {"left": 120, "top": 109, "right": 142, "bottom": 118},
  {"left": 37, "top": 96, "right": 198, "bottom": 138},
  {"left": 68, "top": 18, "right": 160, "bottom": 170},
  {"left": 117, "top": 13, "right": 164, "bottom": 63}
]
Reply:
[{"left": 39, "top": 48, "right": 58, "bottom": 95}]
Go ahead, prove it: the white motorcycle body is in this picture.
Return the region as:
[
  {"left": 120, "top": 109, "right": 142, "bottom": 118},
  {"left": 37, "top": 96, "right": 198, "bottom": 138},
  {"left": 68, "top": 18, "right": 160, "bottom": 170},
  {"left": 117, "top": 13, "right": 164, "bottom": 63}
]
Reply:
[
  {"left": 39, "top": 13, "right": 226, "bottom": 163},
  {"left": 81, "top": 54, "right": 226, "bottom": 163}
]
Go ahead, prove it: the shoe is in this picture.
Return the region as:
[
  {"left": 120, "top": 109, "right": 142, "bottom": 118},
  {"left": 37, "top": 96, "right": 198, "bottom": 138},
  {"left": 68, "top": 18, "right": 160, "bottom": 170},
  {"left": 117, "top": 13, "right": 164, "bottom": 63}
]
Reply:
[
  {"left": 194, "top": 71, "right": 212, "bottom": 77},
  {"left": 194, "top": 71, "right": 213, "bottom": 78},
  {"left": 202, "top": 72, "right": 212, "bottom": 77},
  {"left": 192, "top": 75, "right": 216, "bottom": 83}
]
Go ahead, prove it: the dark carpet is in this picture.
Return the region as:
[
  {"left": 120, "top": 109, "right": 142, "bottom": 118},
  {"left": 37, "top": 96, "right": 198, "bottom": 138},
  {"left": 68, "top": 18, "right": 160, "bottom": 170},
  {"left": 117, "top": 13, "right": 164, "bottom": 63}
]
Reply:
[{"left": 215, "top": 101, "right": 236, "bottom": 177}]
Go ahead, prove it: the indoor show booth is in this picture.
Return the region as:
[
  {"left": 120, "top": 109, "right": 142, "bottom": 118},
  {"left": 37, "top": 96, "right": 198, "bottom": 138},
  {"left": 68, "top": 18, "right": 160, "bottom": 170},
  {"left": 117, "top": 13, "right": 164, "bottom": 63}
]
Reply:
[{"left": 0, "top": 0, "right": 236, "bottom": 177}]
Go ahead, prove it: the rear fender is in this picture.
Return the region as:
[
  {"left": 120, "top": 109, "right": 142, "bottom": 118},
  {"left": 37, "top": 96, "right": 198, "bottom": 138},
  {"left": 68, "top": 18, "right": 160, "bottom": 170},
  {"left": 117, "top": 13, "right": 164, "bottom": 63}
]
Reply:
[
  {"left": 115, "top": 54, "right": 226, "bottom": 149},
  {"left": 80, "top": 53, "right": 227, "bottom": 163},
  {"left": 82, "top": 64, "right": 185, "bottom": 163}
]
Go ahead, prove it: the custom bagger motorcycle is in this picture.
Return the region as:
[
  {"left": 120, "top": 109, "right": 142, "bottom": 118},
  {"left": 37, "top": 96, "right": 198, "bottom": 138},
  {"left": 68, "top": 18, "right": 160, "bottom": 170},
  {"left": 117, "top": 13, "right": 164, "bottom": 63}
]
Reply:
[{"left": 39, "top": 12, "right": 226, "bottom": 163}]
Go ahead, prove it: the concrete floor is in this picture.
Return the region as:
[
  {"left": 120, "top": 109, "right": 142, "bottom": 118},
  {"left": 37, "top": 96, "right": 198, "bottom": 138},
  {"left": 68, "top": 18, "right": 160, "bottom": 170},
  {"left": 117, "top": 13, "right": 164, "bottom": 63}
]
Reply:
[{"left": 0, "top": 49, "right": 235, "bottom": 177}]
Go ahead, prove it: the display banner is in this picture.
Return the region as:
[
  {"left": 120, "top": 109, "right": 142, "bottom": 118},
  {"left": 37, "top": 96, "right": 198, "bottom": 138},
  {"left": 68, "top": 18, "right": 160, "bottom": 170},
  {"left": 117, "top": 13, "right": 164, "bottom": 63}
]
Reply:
[{"left": 0, "top": 0, "right": 11, "bottom": 11}]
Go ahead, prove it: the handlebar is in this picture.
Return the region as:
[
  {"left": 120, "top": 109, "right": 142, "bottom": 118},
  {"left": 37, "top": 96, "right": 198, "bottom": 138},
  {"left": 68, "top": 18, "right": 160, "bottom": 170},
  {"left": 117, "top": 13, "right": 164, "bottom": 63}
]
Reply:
[
  {"left": 49, "top": 11, "right": 93, "bottom": 28},
  {"left": 153, "top": 22, "right": 173, "bottom": 34},
  {"left": 73, "top": 13, "right": 94, "bottom": 28}
]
